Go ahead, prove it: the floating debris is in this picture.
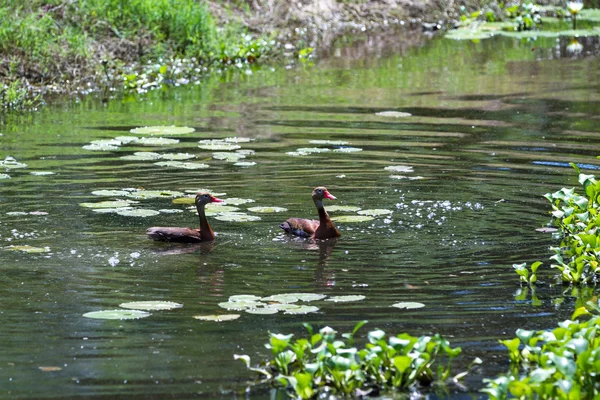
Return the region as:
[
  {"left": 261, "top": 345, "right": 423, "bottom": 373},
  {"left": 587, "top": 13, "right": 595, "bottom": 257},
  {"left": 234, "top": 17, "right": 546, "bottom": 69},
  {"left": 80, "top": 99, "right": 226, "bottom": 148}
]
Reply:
[
  {"left": 385, "top": 165, "right": 414, "bottom": 173},
  {"left": 30, "top": 171, "right": 55, "bottom": 176},
  {"left": 0, "top": 156, "right": 27, "bottom": 169}
]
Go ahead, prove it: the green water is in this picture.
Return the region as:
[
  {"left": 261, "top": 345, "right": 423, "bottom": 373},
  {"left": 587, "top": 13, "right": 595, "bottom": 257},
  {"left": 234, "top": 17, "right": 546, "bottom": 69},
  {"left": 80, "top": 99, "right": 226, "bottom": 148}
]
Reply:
[{"left": 1, "top": 34, "right": 600, "bottom": 398}]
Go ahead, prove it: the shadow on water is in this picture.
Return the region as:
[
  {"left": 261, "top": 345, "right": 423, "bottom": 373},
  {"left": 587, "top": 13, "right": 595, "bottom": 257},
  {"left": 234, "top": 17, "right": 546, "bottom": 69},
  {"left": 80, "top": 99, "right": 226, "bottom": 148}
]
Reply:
[{"left": 1, "top": 33, "right": 600, "bottom": 398}]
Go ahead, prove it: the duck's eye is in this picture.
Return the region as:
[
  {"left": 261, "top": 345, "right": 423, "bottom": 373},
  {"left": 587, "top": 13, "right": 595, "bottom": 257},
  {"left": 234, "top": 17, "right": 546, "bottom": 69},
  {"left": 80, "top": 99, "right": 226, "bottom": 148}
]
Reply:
[{"left": 316, "top": 189, "right": 323, "bottom": 194}]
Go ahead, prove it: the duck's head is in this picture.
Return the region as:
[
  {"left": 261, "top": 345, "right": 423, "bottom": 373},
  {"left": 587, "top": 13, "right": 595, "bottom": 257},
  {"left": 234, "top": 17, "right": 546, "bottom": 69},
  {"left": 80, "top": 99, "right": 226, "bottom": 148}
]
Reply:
[
  {"left": 195, "top": 192, "right": 224, "bottom": 206},
  {"left": 312, "top": 186, "right": 337, "bottom": 201}
]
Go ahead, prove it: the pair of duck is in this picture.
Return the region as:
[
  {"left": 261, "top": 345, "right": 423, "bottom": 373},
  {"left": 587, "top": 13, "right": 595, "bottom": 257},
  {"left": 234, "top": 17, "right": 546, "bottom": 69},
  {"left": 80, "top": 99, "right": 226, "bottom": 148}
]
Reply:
[{"left": 146, "top": 187, "right": 341, "bottom": 242}]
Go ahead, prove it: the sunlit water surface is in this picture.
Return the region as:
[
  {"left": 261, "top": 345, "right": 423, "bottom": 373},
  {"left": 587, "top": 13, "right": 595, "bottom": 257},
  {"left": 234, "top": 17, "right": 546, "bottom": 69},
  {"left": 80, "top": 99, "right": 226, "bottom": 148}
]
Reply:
[{"left": 1, "top": 35, "right": 600, "bottom": 399}]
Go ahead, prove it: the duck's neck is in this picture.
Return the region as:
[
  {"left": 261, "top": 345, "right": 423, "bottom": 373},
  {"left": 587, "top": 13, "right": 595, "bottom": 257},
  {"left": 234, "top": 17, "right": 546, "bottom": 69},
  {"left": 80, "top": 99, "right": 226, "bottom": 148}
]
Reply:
[
  {"left": 197, "top": 203, "right": 215, "bottom": 241},
  {"left": 314, "top": 198, "right": 329, "bottom": 225}
]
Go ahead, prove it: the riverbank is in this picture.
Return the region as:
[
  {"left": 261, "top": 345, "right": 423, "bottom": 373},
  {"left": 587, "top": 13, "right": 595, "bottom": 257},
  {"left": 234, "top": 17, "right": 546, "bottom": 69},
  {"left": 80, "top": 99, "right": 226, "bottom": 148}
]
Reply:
[{"left": 0, "top": 0, "right": 564, "bottom": 111}]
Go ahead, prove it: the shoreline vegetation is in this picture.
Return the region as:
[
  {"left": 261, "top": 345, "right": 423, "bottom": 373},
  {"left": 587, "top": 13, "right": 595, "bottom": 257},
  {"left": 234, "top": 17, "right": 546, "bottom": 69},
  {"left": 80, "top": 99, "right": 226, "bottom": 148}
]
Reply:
[{"left": 0, "top": 0, "right": 566, "bottom": 111}]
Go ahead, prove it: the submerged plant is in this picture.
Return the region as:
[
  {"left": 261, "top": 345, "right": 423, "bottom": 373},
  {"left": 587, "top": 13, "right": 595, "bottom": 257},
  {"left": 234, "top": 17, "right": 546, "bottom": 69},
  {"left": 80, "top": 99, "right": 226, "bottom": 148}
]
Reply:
[{"left": 236, "top": 322, "right": 473, "bottom": 398}]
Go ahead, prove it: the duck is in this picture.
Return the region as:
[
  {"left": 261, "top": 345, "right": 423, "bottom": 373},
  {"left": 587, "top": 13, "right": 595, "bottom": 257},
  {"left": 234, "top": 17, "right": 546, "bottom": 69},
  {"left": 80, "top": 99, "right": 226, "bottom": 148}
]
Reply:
[
  {"left": 147, "top": 192, "right": 223, "bottom": 242},
  {"left": 279, "top": 186, "right": 341, "bottom": 239}
]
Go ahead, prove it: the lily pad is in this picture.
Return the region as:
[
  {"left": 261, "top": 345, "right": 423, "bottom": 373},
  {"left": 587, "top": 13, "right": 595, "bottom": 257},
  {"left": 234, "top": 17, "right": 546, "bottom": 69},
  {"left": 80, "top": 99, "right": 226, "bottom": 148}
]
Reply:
[
  {"left": 184, "top": 189, "right": 226, "bottom": 197},
  {"left": 130, "top": 126, "right": 195, "bottom": 135},
  {"left": 295, "top": 147, "right": 331, "bottom": 153},
  {"left": 222, "top": 198, "right": 255, "bottom": 205},
  {"left": 193, "top": 314, "right": 240, "bottom": 321},
  {"left": 80, "top": 200, "right": 137, "bottom": 209},
  {"left": 384, "top": 165, "right": 414, "bottom": 173},
  {"left": 266, "top": 303, "right": 301, "bottom": 311},
  {"left": 136, "top": 137, "right": 179, "bottom": 146},
  {"left": 6, "top": 245, "right": 50, "bottom": 253},
  {"left": 82, "top": 309, "right": 151, "bottom": 320},
  {"left": 333, "top": 147, "right": 363, "bottom": 153},
  {"left": 234, "top": 161, "right": 257, "bottom": 167},
  {"left": 357, "top": 209, "right": 393, "bottom": 216},
  {"left": 0, "top": 156, "right": 27, "bottom": 169},
  {"left": 198, "top": 142, "right": 241, "bottom": 151},
  {"left": 287, "top": 293, "right": 327, "bottom": 302},
  {"left": 6, "top": 212, "right": 27, "bottom": 216},
  {"left": 224, "top": 137, "right": 254, "bottom": 143},
  {"left": 325, "top": 205, "right": 361, "bottom": 213},
  {"left": 245, "top": 308, "right": 278, "bottom": 315},
  {"left": 82, "top": 143, "right": 119, "bottom": 151},
  {"left": 92, "top": 189, "right": 131, "bottom": 197},
  {"left": 120, "top": 152, "right": 162, "bottom": 161},
  {"left": 173, "top": 196, "right": 196, "bottom": 204},
  {"left": 262, "top": 294, "right": 299, "bottom": 303},
  {"left": 0, "top": 173, "right": 10, "bottom": 179},
  {"left": 204, "top": 204, "right": 240, "bottom": 213},
  {"left": 92, "top": 207, "right": 133, "bottom": 214},
  {"left": 91, "top": 139, "right": 122, "bottom": 146},
  {"left": 158, "top": 153, "right": 196, "bottom": 160},
  {"left": 392, "top": 302, "right": 425, "bottom": 310},
  {"left": 390, "top": 175, "right": 425, "bottom": 180},
  {"left": 30, "top": 171, "right": 55, "bottom": 176},
  {"left": 219, "top": 301, "right": 265, "bottom": 310},
  {"left": 375, "top": 111, "right": 412, "bottom": 118},
  {"left": 212, "top": 152, "right": 246, "bottom": 161},
  {"left": 114, "top": 136, "right": 140, "bottom": 144},
  {"left": 125, "top": 190, "right": 184, "bottom": 199},
  {"left": 159, "top": 208, "right": 183, "bottom": 214},
  {"left": 119, "top": 301, "right": 183, "bottom": 310},
  {"left": 236, "top": 149, "right": 256, "bottom": 155},
  {"left": 229, "top": 295, "right": 263, "bottom": 302},
  {"left": 325, "top": 295, "right": 366, "bottom": 302},
  {"left": 215, "top": 213, "right": 261, "bottom": 222},
  {"left": 309, "top": 140, "right": 349, "bottom": 145},
  {"left": 116, "top": 209, "right": 160, "bottom": 217},
  {"left": 331, "top": 215, "right": 375, "bottom": 223},
  {"left": 284, "top": 305, "right": 320, "bottom": 315},
  {"left": 155, "top": 161, "right": 209, "bottom": 169},
  {"left": 247, "top": 206, "right": 288, "bottom": 213}
]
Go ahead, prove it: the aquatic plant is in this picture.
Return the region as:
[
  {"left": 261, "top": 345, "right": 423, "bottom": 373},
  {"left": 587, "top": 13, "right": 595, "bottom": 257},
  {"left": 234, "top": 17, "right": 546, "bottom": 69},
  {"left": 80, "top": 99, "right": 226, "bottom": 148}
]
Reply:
[
  {"left": 236, "top": 322, "right": 471, "bottom": 399},
  {"left": 482, "top": 303, "right": 600, "bottom": 399},
  {"left": 567, "top": 1, "right": 584, "bottom": 29}
]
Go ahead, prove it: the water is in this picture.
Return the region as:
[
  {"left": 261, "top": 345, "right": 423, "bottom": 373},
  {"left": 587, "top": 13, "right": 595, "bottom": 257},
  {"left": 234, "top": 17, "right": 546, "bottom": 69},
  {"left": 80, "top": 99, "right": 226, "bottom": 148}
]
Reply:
[{"left": 1, "top": 34, "right": 600, "bottom": 398}]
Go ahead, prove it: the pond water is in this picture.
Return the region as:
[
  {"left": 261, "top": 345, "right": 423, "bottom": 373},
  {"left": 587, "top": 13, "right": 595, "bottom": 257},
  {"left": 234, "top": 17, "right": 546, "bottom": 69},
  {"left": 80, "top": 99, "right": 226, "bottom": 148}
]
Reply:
[{"left": 1, "top": 33, "right": 600, "bottom": 399}]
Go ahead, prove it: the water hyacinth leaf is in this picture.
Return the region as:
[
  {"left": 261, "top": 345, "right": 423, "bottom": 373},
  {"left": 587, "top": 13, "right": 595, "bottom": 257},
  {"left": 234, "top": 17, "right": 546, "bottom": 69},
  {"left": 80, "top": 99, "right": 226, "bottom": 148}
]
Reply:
[
  {"left": 130, "top": 126, "right": 195, "bottom": 135},
  {"left": 0, "top": 173, "right": 10, "bottom": 179},
  {"left": 82, "top": 143, "right": 119, "bottom": 151},
  {"left": 247, "top": 206, "right": 288, "bottom": 213},
  {"left": 119, "top": 301, "right": 183, "bottom": 310},
  {"left": 309, "top": 140, "right": 349, "bottom": 145},
  {"left": 116, "top": 209, "right": 160, "bottom": 217},
  {"left": 246, "top": 308, "right": 278, "bottom": 315},
  {"left": 193, "top": 314, "right": 241, "bottom": 322},
  {"left": 287, "top": 293, "right": 327, "bottom": 302},
  {"left": 357, "top": 209, "right": 393, "bottom": 216},
  {"left": 154, "top": 161, "right": 209, "bottom": 169},
  {"left": 82, "top": 309, "right": 151, "bottom": 320},
  {"left": 0, "top": 156, "right": 27, "bottom": 169},
  {"left": 120, "top": 152, "right": 162, "bottom": 161},
  {"left": 30, "top": 171, "right": 55, "bottom": 176},
  {"left": 375, "top": 111, "right": 412, "bottom": 118},
  {"left": 215, "top": 213, "right": 261, "bottom": 222},
  {"left": 136, "top": 137, "right": 179, "bottom": 146},
  {"left": 331, "top": 215, "right": 374, "bottom": 223},
  {"left": 262, "top": 294, "right": 299, "bottom": 303},
  {"left": 284, "top": 305, "right": 319, "bottom": 315},
  {"left": 325, "top": 205, "right": 362, "bottom": 212},
  {"left": 6, "top": 245, "right": 50, "bottom": 253},
  {"left": 234, "top": 161, "right": 257, "bottom": 167},
  {"left": 92, "top": 190, "right": 131, "bottom": 197},
  {"left": 125, "top": 190, "right": 184, "bottom": 199},
  {"left": 229, "top": 295, "right": 263, "bottom": 302},
  {"left": 392, "top": 302, "right": 425, "bottom": 309},
  {"left": 80, "top": 200, "right": 137, "bottom": 208},
  {"left": 333, "top": 147, "right": 363, "bottom": 153},
  {"left": 212, "top": 152, "right": 245, "bottom": 161},
  {"left": 385, "top": 165, "right": 414, "bottom": 173},
  {"left": 325, "top": 295, "right": 366, "bottom": 302}
]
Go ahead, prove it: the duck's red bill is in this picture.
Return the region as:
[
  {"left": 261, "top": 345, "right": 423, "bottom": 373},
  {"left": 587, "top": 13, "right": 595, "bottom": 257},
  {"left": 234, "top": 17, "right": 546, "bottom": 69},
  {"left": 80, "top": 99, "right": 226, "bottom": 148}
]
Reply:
[{"left": 324, "top": 191, "right": 337, "bottom": 200}]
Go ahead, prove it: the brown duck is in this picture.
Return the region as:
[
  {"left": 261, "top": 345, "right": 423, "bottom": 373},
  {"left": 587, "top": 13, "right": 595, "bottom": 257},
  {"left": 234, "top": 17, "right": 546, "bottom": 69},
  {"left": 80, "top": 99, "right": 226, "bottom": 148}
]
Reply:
[
  {"left": 279, "top": 186, "right": 341, "bottom": 239},
  {"left": 147, "top": 192, "right": 223, "bottom": 242}
]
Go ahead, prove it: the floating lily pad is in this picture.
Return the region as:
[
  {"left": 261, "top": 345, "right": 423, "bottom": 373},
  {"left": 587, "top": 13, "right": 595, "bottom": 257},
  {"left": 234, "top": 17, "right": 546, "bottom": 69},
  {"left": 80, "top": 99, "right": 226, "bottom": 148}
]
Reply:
[
  {"left": 204, "top": 204, "right": 240, "bottom": 213},
  {"left": 295, "top": 147, "right": 331, "bottom": 153},
  {"left": 325, "top": 295, "right": 366, "bottom": 302},
  {"left": 262, "top": 294, "right": 299, "bottom": 303},
  {"left": 198, "top": 142, "right": 241, "bottom": 151},
  {"left": 392, "top": 302, "right": 425, "bottom": 310},
  {"left": 284, "top": 305, "right": 320, "bottom": 315},
  {"left": 309, "top": 140, "right": 349, "bottom": 145},
  {"left": 120, "top": 152, "right": 162, "bottom": 161},
  {"left": 390, "top": 175, "right": 425, "bottom": 180},
  {"left": 375, "top": 111, "right": 412, "bottom": 118},
  {"left": 333, "top": 147, "right": 363, "bottom": 153},
  {"left": 331, "top": 215, "right": 375, "bottom": 223},
  {"left": 184, "top": 189, "right": 226, "bottom": 196},
  {"left": 247, "top": 206, "right": 288, "bottom": 213},
  {"left": 325, "top": 205, "right": 361, "bottom": 212},
  {"left": 357, "top": 209, "right": 393, "bottom": 216},
  {"left": 266, "top": 303, "right": 301, "bottom": 311},
  {"left": 92, "top": 207, "right": 133, "bottom": 214},
  {"left": 125, "top": 190, "right": 184, "bottom": 199},
  {"left": 222, "top": 198, "right": 255, "bottom": 205},
  {"left": 234, "top": 161, "right": 257, "bottom": 167},
  {"left": 229, "top": 295, "right": 263, "bottom": 302},
  {"left": 0, "top": 174, "right": 10, "bottom": 179},
  {"left": 92, "top": 189, "right": 131, "bottom": 197},
  {"left": 130, "top": 126, "right": 195, "bottom": 135},
  {"left": 0, "top": 156, "right": 27, "bottom": 169},
  {"left": 116, "top": 209, "right": 160, "bottom": 217},
  {"left": 82, "top": 309, "right": 151, "bottom": 320},
  {"left": 212, "top": 152, "right": 246, "bottom": 161},
  {"left": 30, "top": 171, "right": 55, "bottom": 176},
  {"left": 29, "top": 211, "right": 48, "bottom": 216},
  {"left": 6, "top": 245, "right": 50, "bottom": 253},
  {"left": 80, "top": 200, "right": 137, "bottom": 209},
  {"left": 91, "top": 139, "right": 122, "bottom": 146},
  {"left": 173, "top": 196, "right": 196, "bottom": 204},
  {"left": 193, "top": 314, "right": 240, "bottom": 321},
  {"left": 159, "top": 208, "right": 183, "bottom": 214},
  {"left": 6, "top": 212, "right": 27, "bottom": 216},
  {"left": 215, "top": 213, "right": 261, "bottom": 222},
  {"left": 119, "top": 301, "right": 183, "bottom": 310},
  {"left": 286, "top": 293, "right": 327, "bottom": 302},
  {"left": 158, "top": 153, "right": 196, "bottom": 160},
  {"left": 82, "top": 143, "right": 119, "bottom": 151},
  {"left": 219, "top": 301, "right": 265, "bottom": 310},
  {"left": 245, "top": 308, "right": 278, "bottom": 315},
  {"left": 154, "top": 161, "right": 209, "bottom": 170},
  {"left": 136, "top": 137, "right": 179, "bottom": 146},
  {"left": 236, "top": 149, "right": 256, "bottom": 155},
  {"left": 224, "top": 137, "right": 254, "bottom": 143},
  {"left": 114, "top": 136, "right": 139, "bottom": 144},
  {"left": 384, "top": 165, "right": 414, "bottom": 173}
]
